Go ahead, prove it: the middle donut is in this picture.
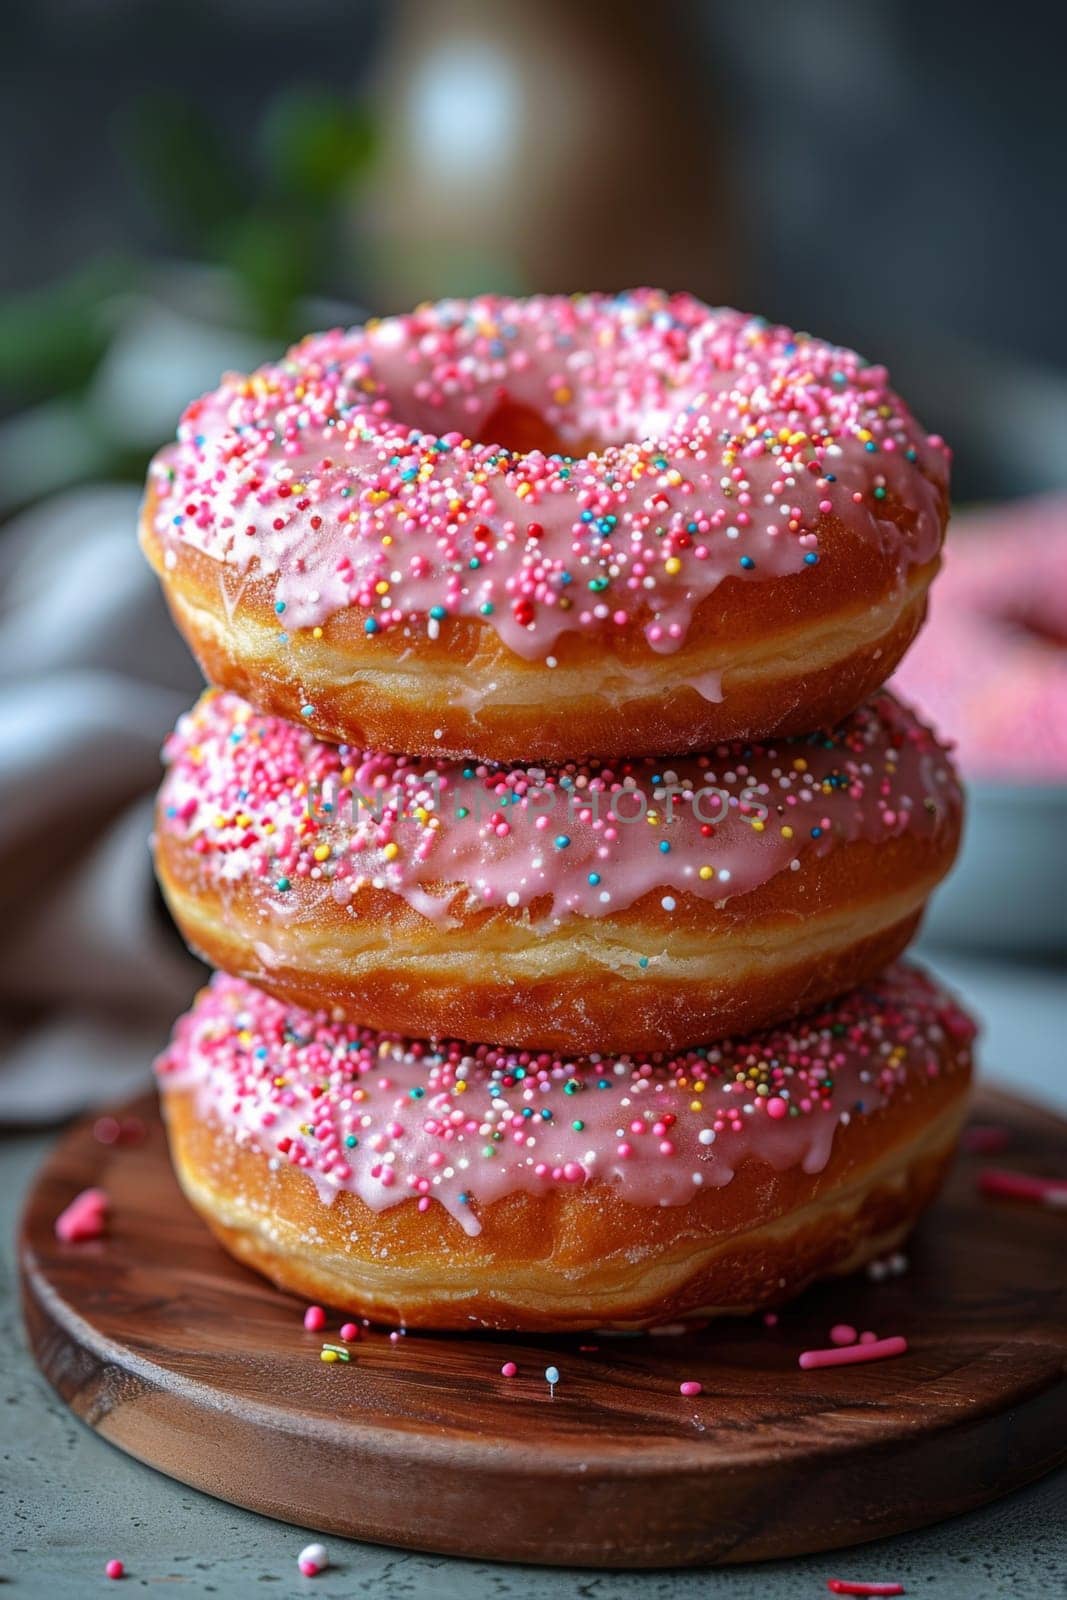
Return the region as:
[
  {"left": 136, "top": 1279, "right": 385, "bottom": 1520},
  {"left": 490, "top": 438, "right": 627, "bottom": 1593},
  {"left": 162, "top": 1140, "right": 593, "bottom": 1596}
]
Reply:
[{"left": 155, "top": 688, "right": 962, "bottom": 1053}]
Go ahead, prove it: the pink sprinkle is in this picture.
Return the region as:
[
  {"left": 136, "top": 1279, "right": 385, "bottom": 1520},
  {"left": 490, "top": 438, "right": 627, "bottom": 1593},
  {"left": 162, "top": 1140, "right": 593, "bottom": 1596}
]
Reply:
[
  {"left": 766, "top": 1096, "right": 788, "bottom": 1120},
  {"left": 303, "top": 1305, "right": 327, "bottom": 1332},
  {"left": 763, "top": 1312, "right": 779, "bottom": 1327},
  {"left": 859, "top": 1330, "right": 879, "bottom": 1344},
  {"left": 104, "top": 1559, "right": 124, "bottom": 1580},
  {"left": 55, "top": 1188, "right": 109, "bottom": 1243},
  {"left": 679, "top": 1381, "right": 703, "bottom": 1397},
  {"left": 962, "top": 1124, "right": 1010, "bottom": 1155},
  {"left": 501, "top": 1361, "right": 518, "bottom": 1377},
  {"left": 93, "top": 1116, "right": 144, "bottom": 1146},
  {"left": 830, "top": 1324, "right": 858, "bottom": 1346},
  {"left": 339, "top": 1322, "right": 359, "bottom": 1342},
  {"left": 979, "top": 1168, "right": 1067, "bottom": 1209},
  {"left": 799, "top": 1335, "right": 908, "bottom": 1370},
  {"left": 827, "top": 1582, "right": 905, "bottom": 1596}
]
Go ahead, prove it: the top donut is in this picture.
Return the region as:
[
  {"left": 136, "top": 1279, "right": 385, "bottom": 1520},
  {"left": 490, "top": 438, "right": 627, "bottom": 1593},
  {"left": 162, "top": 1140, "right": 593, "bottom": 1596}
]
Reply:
[{"left": 141, "top": 290, "right": 950, "bottom": 762}]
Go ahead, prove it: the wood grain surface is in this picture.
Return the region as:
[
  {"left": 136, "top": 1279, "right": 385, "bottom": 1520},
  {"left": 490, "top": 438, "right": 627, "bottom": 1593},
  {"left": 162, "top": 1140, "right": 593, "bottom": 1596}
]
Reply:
[{"left": 19, "top": 1086, "right": 1066, "bottom": 1568}]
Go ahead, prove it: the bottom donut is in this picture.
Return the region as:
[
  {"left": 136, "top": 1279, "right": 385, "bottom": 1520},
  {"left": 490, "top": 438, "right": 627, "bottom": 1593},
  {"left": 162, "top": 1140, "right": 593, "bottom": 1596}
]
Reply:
[{"left": 157, "top": 965, "right": 975, "bottom": 1333}]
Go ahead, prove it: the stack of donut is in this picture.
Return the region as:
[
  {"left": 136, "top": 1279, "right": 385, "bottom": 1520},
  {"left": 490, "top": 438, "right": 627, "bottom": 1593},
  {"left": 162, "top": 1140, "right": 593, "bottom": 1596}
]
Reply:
[{"left": 143, "top": 291, "right": 974, "bottom": 1331}]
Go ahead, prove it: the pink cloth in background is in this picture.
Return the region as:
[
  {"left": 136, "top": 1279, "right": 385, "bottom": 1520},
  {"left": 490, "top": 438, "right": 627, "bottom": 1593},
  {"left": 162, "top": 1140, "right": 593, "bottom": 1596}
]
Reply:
[{"left": 0, "top": 485, "right": 203, "bottom": 1122}]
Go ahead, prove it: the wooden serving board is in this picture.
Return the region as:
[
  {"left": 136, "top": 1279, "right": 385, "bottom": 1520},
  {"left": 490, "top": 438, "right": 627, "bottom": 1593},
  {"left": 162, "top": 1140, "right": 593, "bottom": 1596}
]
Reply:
[{"left": 19, "top": 1086, "right": 1066, "bottom": 1569}]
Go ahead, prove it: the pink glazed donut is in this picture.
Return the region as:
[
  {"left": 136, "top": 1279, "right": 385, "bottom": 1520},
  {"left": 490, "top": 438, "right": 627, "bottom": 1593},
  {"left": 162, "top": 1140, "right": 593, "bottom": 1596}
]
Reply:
[
  {"left": 157, "top": 963, "right": 976, "bottom": 1331},
  {"left": 154, "top": 688, "right": 962, "bottom": 1053},
  {"left": 894, "top": 494, "right": 1067, "bottom": 780},
  {"left": 141, "top": 291, "right": 950, "bottom": 762}
]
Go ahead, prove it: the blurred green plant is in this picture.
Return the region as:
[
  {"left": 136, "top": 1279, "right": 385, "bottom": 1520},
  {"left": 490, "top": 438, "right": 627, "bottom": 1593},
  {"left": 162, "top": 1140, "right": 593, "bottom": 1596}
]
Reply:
[
  {"left": 0, "top": 88, "right": 376, "bottom": 508},
  {"left": 0, "top": 86, "right": 374, "bottom": 413},
  {"left": 0, "top": 258, "right": 132, "bottom": 407},
  {"left": 124, "top": 86, "right": 376, "bottom": 340}
]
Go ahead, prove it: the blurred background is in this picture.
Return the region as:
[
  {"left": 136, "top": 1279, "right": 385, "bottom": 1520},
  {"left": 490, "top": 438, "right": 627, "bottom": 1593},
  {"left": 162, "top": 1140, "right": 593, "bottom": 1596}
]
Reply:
[{"left": 0, "top": 0, "right": 1063, "bottom": 1122}]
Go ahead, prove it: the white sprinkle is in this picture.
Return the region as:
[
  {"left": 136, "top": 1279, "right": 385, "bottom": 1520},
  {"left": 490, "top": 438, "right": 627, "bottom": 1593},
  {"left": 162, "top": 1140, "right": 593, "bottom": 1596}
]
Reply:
[{"left": 298, "top": 1541, "right": 328, "bottom": 1574}]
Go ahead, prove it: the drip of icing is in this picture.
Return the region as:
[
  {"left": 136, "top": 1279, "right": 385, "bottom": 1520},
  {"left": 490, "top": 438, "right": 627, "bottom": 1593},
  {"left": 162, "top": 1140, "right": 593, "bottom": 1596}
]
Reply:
[
  {"left": 157, "top": 965, "right": 975, "bottom": 1238},
  {"left": 159, "top": 688, "right": 962, "bottom": 928},
  {"left": 149, "top": 292, "right": 949, "bottom": 659},
  {"left": 684, "top": 669, "right": 725, "bottom": 704}
]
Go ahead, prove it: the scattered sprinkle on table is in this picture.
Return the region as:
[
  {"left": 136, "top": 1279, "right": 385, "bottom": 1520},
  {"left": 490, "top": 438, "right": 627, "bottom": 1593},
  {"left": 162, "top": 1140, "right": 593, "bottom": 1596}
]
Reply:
[
  {"left": 104, "top": 1558, "right": 124, "bottom": 1580},
  {"left": 93, "top": 1116, "right": 145, "bottom": 1146},
  {"left": 545, "top": 1365, "right": 560, "bottom": 1394},
  {"left": 962, "top": 1123, "right": 1011, "bottom": 1155},
  {"left": 830, "top": 1324, "right": 858, "bottom": 1346},
  {"left": 55, "top": 1187, "right": 109, "bottom": 1243},
  {"left": 679, "top": 1381, "right": 703, "bottom": 1397},
  {"left": 866, "top": 1252, "right": 909, "bottom": 1281},
  {"left": 979, "top": 1168, "right": 1067, "bottom": 1208},
  {"left": 303, "top": 1304, "right": 327, "bottom": 1332},
  {"left": 827, "top": 1581, "right": 905, "bottom": 1596},
  {"left": 339, "top": 1322, "right": 359, "bottom": 1341},
  {"left": 799, "top": 1335, "right": 908, "bottom": 1371},
  {"left": 298, "top": 1541, "right": 328, "bottom": 1576},
  {"left": 501, "top": 1361, "right": 518, "bottom": 1378}
]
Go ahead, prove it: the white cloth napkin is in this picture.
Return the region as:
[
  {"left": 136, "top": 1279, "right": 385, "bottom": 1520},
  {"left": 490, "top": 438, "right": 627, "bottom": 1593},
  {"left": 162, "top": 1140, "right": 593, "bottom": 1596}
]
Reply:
[{"left": 0, "top": 484, "right": 205, "bottom": 1123}]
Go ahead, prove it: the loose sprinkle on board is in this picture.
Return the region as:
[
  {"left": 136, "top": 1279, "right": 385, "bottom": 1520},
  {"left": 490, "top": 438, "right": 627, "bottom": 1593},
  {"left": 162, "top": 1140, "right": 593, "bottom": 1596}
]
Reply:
[
  {"left": 55, "top": 1188, "right": 109, "bottom": 1243},
  {"left": 961, "top": 1124, "right": 1011, "bottom": 1155},
  {"left": 979, "top": 1168, "right": 1067, "bottom": 1209},
  {"left": 799, "top": 1336, "right": 908, "bottom": 1371}
]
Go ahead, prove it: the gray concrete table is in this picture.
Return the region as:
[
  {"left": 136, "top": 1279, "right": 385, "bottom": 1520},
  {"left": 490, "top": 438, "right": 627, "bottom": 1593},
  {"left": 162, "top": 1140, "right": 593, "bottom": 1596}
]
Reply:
[{"left": 2, "top": 944, "right": 1064, "bottom": 1598}]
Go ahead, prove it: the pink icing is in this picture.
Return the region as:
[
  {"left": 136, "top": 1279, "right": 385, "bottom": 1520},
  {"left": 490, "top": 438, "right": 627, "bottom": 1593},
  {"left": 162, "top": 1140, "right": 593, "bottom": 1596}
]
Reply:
[
  {"left": 893, "top": 493, "right": 1067, "bottom": 780},
  {"left": 148, "top": 291, "right": 949, "bottom": 658},
  {"left": 158, "top": 689, "right": 961, "bottom": 927},
  {"left": 157, "top": 965, "right": 975, "bottom": 1238}
]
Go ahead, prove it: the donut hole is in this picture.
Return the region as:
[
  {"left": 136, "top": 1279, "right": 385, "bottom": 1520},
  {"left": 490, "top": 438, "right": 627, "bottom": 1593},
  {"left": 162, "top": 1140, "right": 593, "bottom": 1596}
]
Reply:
[
  {"left": 364, "top": 316, "right": 679, "bottom": 456},
  {"left": 477, "top": 396, "right": 604, "bottom": 459}
]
